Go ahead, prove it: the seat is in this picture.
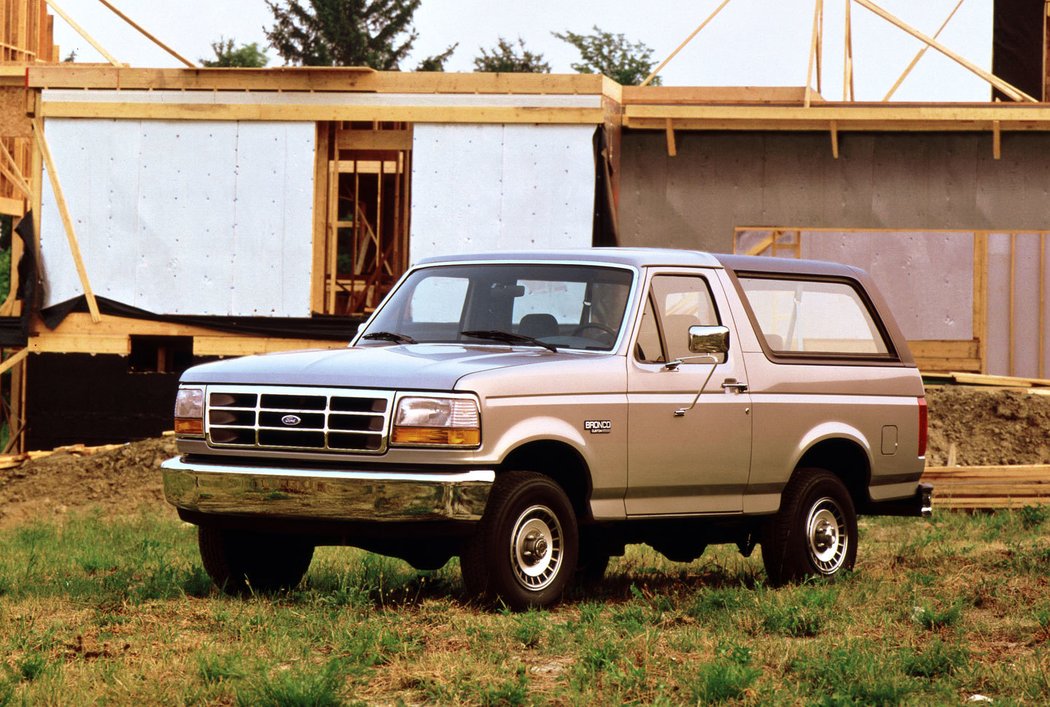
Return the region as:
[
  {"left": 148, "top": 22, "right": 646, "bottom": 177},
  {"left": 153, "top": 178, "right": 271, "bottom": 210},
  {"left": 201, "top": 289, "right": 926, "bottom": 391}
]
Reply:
[{"left": 518, "top": 313, "right": 559, "bottom": 339}]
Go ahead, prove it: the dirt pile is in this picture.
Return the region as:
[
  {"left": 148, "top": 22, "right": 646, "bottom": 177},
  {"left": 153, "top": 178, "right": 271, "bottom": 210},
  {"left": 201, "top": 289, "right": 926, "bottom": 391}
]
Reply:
[
  {"left": 926, "top": 386, "right": 1050, "bottom": 466},
  {"left": 0, "top": 386, "right": 1046, "bottom": 528},
  {"left": 0, "top": 436, "right": 177, "bottom": 529}
]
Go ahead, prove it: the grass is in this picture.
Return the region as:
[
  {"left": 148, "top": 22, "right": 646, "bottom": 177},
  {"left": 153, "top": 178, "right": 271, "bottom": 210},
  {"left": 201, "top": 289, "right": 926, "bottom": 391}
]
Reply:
[{"left": 0, "top": 507, "right": 1047, "bottom": 704}]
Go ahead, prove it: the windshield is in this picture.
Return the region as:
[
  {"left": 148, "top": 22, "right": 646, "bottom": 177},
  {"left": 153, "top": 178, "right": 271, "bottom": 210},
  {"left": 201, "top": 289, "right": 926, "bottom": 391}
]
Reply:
[{"left": 358, "top": 263, "right": 635, "bottom": 352}]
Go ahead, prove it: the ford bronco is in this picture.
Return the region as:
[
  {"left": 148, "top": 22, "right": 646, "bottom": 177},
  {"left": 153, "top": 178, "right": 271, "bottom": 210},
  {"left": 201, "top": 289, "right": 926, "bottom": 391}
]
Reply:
[{"left": 162, "top": 249, "right": 931, "bottom": 608}]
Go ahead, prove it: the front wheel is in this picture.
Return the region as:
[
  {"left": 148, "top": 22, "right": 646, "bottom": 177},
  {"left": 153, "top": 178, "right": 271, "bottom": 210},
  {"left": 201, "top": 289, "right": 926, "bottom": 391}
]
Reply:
[
  {"left": 198, "top": 526, "right": 314, "bottom": 595},
  {"left": 762, "top": 469, "right": 857, "bottom": 586},
  {"left": 460, "top": 471, "right": 578, "bottom": 610}
]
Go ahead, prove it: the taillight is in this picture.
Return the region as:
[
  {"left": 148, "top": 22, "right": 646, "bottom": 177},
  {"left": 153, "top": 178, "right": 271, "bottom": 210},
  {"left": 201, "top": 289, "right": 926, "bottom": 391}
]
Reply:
[{"left": 917, "top": 397, "right": 928, "bottom": 457}]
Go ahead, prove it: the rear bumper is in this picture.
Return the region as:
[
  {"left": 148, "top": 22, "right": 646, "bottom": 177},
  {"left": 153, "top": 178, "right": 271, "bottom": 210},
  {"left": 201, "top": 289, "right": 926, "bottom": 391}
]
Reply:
[
  {"left": 866, "top": 482, "right": 933, "bottom": 518},
  {"left": 161, "top": 456, "right": 494, "bottom": 522}
]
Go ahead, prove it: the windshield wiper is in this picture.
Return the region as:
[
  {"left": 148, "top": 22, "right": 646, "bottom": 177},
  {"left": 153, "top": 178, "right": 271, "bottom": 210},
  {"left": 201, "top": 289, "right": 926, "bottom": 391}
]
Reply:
[
  {"left": 362, "top": 331, "right": 417, "bottom": 345},
  {"left": 461, "top": 330, "right": 558, "bottom": 353}
]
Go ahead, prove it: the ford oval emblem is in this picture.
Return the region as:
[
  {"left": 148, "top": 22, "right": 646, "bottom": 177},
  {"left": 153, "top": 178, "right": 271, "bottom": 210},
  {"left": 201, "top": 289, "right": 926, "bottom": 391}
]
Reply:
[{"left": 281, "top": 414, "right": 302, "bottom": 427}]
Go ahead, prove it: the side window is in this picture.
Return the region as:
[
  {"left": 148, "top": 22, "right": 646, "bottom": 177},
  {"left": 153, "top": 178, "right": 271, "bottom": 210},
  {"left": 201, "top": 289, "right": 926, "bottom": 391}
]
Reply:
[
  {"left": 635, "top": 275, "right": 722, "bottom": 364},
  {"left": 738, "top": 276, "right": 891, "bottom": 356}
]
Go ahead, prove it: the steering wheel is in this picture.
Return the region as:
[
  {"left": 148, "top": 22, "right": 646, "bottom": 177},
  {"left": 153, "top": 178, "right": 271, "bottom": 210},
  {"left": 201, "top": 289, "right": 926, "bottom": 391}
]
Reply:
[{"left": 572, "top": 323, "right": 617, "bottom": 338}]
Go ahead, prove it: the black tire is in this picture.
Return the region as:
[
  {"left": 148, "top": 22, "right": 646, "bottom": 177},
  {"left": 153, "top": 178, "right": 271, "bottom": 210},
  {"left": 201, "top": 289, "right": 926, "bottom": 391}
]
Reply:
[
  {"left": 198, "top": 526, "right": 314, "bottom": 595},
  {"left": 460, "top": 471, "right": 578, "bottom": 610},
  {"left": 762, "top": 468, "right": 857, "bottom": 586}
]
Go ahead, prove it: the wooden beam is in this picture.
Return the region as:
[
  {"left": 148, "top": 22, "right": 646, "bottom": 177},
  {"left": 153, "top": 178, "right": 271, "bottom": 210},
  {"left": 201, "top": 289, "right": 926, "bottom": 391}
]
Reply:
[
  {"left": 0, "top": 348, "right": 27, "bottom": 377},
  {"left": 31, "top": 118, "right": 101, "bottom": 323},
  {"left": 993, "top": 119, "right": 1001, "bottom": 159},
  {"left": 974, "top": 232, "right": 988, "bottom": 373},
  {"left": 882, "top": 0, "right": 965, "bottom": 101},
  {"left": 830, "top": 119, "right": 839, "bottom": 158},
  {"left": 28, "top": 67, "right": 608, "bottom": 96},
  {"left": 664, "top": 118, "right": 677, "bottom": 157},
  {"left": 0, "top": 195, "right": 25, "bottom": 217},
  {"left": 805, "top": 0, "right": 823, "bottom": 107},
  {"left": 96, "top": 0, "right": 195, "bottom": 68},
  {"left": 40, "top": 101, "right": 605, "bottom": 125},
  {"left": 842, "top": 0, "right": 854, "bottom": 101},
  {"left": 641, "top": 0, "right": 734, "bottom": 87},
  {"left": 310, "top": 124, "right": 330, "bottom": 315},
  {"left": 622, "top": 104, "right": 1050, "bottom": 132},
  {"left": 1041, "top": 232, "right": 1047, "bottom": 380},
  {"left": 43, "top": 0, "right": 121, "bottom": 67},
  {"left": 854, "top": 0, "right": 1038, "bottom": 103},
  {"left": 622, "top": 86, "right": 816, "bottom": 105},
  {"left": 1009, "top": 233, "right": 1016, "bottom": 376},
  {"left": 0, "top": 141, "right": 31, "bottom": 200}
]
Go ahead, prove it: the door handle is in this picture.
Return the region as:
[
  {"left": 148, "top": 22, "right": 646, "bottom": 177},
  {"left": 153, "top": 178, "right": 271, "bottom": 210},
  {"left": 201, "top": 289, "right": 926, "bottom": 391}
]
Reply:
[{"left": 721, "top": 379, "right": 748, "bottom": 392}]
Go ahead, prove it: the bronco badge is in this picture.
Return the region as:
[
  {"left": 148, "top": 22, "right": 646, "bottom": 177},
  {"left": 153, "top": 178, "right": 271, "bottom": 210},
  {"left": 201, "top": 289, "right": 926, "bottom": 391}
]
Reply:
[{"left": 584, "top": 420, "right": 612, "bottom": 434}]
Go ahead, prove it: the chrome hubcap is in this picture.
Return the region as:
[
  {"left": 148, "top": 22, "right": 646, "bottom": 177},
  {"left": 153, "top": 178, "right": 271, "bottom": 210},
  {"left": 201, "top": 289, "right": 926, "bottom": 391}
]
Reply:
[
  {"left": 510, "top": 505, "right": 562, "bottom": 591},
  {"left": 806, "top": 497, "right": 848, "bottom": 574}
]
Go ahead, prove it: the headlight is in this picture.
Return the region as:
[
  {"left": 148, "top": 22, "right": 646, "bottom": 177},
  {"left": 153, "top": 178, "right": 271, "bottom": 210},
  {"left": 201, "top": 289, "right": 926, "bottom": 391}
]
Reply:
[
  {"left": 392, "top": 396, "right": 480, "bottom": 447},
  {"left": 174, "top": 387, "right": 205, "bottom": 436}
]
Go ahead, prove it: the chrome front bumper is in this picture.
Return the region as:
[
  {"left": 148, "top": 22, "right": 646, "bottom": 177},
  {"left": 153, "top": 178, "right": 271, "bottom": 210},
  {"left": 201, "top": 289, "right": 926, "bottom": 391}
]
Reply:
[{"left": 161, "top": 456, "right": 495, "bottom": 522}]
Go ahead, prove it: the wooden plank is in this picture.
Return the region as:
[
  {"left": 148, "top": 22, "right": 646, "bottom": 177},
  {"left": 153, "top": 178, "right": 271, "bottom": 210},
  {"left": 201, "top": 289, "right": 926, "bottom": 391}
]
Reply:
[
  {"left": 805, "top": 0, "right": 823, "bottom": 107},
  {"left": 0, "top": 194, "right": 24, "bottom": 216},
  {"left": 335, "top": 129, "right": 412, "bottom": 151},
  {"left": 947, "top": 371, "right": 1050, "bottom": 387},
  {"left": 0, "top": 348, "right": 27, "bottom": 376},
  {"left": 40, "top": 101, "right": 606, "bottom": 125},
  {"left": 624, "top": 103, "right": 1050, "bottom": 125},
  {"left": 193, "top": 336, "right": 346, "bottom": 357},
  {"left": 28, "top": 333, "right": 130, "bottom": 354},
  {"left": 621, "top": 86, "right": 813, "bottom": 105},
  {"left": 664, "top": 119, "right": 676, "bottom": 157},
  {"left": 310, "top": 123, "right": 329, "bottom": 315},
  {"left": 974, "top": 232, "right": 988, "bottom": 373},
  {"left": 31, "top": 118, "right": 101, "bottom": 322},
  {"left": 27, "top": 67, "right": 607, "bottom": 95},
  {"left": 909, "top": 339, "right": 980, "bottom": 358}
]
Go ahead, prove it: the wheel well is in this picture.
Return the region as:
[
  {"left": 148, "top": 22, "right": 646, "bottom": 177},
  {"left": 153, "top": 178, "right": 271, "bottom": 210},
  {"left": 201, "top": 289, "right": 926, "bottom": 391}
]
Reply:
[
  {"left": 500, "top": 441, "right": 593, "bottom": 521},
  {"left": 794, "top": 438, "right": 871, "bottom": 507}
]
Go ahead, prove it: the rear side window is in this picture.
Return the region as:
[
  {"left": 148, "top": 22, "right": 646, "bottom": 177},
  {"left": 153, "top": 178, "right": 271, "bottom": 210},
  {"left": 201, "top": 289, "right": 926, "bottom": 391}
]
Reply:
[{"left": 738, "top": 276, "right": 891, "bottom": 357}]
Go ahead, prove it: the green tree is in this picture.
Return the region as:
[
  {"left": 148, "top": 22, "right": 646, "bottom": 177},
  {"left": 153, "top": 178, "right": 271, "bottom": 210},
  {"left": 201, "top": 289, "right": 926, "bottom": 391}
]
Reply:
[
  {"left": 554, "top": 26, "right": 661, "bottom": 86},
  {"left": 265, "top": 0, "right": 453, "bottom": 70},
  {"left": 473, "top": 37, "right": 550, "bottom": 73},
  {"left": 201, "top": 38, "right": 269, "bottom": 67}
]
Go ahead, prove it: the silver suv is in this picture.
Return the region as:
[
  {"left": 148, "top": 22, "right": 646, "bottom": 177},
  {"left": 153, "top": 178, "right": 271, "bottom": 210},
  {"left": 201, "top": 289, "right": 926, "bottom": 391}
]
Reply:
[{"left": 163, "top": 249, "right": 930, "bottom": 609}]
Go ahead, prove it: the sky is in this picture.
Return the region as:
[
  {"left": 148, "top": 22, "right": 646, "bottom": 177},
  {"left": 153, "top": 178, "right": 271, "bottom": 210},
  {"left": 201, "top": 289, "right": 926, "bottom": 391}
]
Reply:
[{"left": 50, "top": 0, "right": 994, "bottom": 102}]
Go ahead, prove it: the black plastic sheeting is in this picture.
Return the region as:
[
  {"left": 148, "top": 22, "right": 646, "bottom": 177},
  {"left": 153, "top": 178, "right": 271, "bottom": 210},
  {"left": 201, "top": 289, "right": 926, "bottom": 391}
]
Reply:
[
  {"left": 592, "top": 126, "right": 619, "bottom": 248},
  {"left": 41, "top": 295, "right": 365, "bottom": 342},
  {"left": 992, "top": 0, "right": 1044, "bottom": 102}
]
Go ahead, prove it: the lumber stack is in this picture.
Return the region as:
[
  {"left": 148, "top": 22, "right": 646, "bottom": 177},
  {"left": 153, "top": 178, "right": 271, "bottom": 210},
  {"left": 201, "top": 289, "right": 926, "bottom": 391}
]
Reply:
[{"left": 922, "top": 465, "right": 1050, "bottom": 509}]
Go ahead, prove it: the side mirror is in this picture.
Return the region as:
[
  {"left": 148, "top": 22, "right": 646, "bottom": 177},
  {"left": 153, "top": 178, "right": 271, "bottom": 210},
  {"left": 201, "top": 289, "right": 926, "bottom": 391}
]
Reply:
[{"left": 688, "top": 325, "right": 730, "bottom": 356}]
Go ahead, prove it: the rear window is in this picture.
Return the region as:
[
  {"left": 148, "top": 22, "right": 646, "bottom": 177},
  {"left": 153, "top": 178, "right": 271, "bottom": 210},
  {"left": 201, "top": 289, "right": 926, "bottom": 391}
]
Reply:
[{"left": 738, "top": 276, "right": 892, "bottom": 357}]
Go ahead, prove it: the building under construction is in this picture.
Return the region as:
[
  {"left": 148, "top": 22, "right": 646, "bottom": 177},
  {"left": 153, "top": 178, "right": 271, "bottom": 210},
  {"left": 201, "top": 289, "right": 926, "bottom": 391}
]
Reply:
[{"left": 0, "top": 0, "right": 1048, "bottom": 450}]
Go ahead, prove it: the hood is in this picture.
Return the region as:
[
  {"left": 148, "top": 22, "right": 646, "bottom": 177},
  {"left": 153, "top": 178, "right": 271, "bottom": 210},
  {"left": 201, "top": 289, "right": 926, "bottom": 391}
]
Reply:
[{"left": 182, "top": 343, "right": 577, "bottom": 390}]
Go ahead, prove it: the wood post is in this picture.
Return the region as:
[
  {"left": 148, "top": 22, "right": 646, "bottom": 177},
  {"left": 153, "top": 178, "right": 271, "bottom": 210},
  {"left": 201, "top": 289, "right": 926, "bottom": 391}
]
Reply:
[
  {"left": 31, "top": 118, "right": 101, "bottom": 323},
  {"left": 97, "top": 0, "right": 195, "bottom": 68}
]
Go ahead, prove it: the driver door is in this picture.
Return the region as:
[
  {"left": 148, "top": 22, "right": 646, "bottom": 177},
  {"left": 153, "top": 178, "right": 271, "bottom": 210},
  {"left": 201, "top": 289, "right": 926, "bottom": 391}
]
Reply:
[{"left": 625, "top": 270, "right": 753, "bottom": 515}]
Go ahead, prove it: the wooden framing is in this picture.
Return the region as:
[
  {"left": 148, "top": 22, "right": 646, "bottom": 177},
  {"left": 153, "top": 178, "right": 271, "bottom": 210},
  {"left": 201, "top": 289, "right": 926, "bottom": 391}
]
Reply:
[{"left": 882, "top": 0, "right": 966, "bottom": 101}]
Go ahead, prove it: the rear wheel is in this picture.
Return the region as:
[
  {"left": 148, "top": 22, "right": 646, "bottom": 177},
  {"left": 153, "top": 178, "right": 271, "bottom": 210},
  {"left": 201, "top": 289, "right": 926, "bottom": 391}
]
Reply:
[
  {"left": 461, "top": 471, "right": 578, "bottom": 610},
  {"left": 762, "top": 468, "right": 857, "bottom": 586},
  {"left": 198, "top": 526, "right": 314, "bottom": 594}
]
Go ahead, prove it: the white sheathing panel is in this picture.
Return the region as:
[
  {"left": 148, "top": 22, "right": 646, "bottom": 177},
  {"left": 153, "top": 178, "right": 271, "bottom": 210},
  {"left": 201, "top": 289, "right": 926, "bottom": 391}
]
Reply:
[
  {"left": 410, "top": 124, "right": 595, "bottom": 263},
  {"left": 40, "top": 119, "right": 314, "bottom": 316}
]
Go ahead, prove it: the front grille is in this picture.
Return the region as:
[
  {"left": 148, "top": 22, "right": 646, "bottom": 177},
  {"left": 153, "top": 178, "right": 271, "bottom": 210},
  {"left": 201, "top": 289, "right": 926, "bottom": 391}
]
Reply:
[{"left": 205, "top": 385, "right": 393, "bottom": 454}]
